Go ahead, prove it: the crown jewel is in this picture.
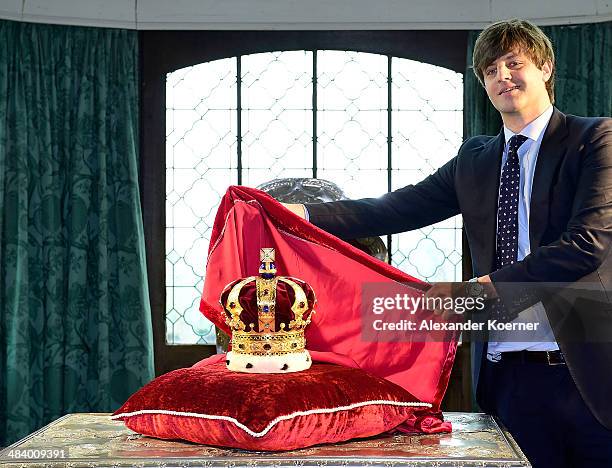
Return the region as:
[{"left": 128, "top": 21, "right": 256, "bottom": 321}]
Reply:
[{"left": 220, "top": 248, "right": 316, "bottom": 373}]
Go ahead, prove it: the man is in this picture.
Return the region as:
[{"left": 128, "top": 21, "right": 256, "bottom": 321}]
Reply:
[{"left": 283, "top": 19, "right": 612, "bottom": 468}]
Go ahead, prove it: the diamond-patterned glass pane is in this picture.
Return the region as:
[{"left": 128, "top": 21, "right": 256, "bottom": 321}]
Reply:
[
  {"left": 241, "top": 51, "right": 314, "bottom": 187},
  {"left": 165, "top": 51, "right": 463, "bottom": 345},
  {"left": 392, "top": 58, "right": 463, "bottom": 281},
  {"left": 317, "top": 51, "right": 388, "bottom": 199},
  {"left": 166, "top": 59, "right": 238, "bottom": 344}
]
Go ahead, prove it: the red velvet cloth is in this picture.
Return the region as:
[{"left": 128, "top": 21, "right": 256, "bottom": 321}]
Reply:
[
  {"left": 113, "top": 361, "right": 442, "bottom": 451},
  {"left": 200, "top": 186, "right": 459, "bottom": 412}
]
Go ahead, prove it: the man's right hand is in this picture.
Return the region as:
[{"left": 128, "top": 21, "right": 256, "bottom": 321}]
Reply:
[{"left": 281, "top": 203, "right": 307, "bottom": 219}]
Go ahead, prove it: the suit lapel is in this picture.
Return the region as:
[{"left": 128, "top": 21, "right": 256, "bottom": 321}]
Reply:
[
  {"left": 529, "top": 108, "right": 569, "bottom": 248},
  {"left": 475, "top": 131, "right": 505, "bottom": 274}
]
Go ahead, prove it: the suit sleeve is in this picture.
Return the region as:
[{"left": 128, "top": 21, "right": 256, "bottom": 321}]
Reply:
[
  {"left": 305, "top": 156, "right": 460, "bottom": 240},
  {"left": 491, "top": 119, "right": 612, "bottom": 309}
]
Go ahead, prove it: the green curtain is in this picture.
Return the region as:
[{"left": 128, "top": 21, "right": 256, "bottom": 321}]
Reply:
[
  {"left": 0, "top": 20, "right": 154, "bottom": 445},
  {"left": 465, "top": 21, "right": 612, "bottom": 137}
]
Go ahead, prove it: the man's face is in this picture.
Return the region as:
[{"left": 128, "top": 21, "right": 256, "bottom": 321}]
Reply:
[{"left": 483, "top": 50, "right": 552, "bottom": 117}]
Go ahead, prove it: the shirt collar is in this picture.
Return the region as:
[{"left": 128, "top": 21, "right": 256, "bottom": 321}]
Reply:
[{"left": 503, "top": 105, "right": 554, "bottom": 144}]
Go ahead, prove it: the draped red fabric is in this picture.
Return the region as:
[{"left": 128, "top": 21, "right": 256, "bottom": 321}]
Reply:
[{"left": 200, "top": 186, "right": 459, "bottom": 414}]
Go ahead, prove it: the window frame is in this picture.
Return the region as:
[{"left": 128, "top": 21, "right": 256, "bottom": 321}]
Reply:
[{"left": 139, "top": 30, "right": 471, "bottom": 376}]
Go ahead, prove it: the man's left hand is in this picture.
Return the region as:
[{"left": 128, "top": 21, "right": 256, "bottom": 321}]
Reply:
[{"left": 424, "top": 276, "right": 497, "bottom": 319}]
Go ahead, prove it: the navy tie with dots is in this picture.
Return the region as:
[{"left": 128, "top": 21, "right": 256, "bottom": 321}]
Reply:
[{"left": 493, "top": 134, "right": 528, "bottom": 320}]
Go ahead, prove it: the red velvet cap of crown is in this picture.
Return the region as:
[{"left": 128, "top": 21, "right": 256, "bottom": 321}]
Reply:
[{"left": 220, "top": 277, "right": 315, "bottom": 333}]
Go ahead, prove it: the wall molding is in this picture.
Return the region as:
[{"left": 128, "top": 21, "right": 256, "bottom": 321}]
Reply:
[{"left": 1, "top": 0, "right": 611, "bottom": 30}]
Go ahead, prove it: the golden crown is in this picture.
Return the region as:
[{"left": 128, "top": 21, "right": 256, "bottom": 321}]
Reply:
[{"left": 220, "top": 248, "right": 316, "bottom": 373}]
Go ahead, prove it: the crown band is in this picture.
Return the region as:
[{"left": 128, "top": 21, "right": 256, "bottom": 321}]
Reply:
[{"left": 231, "top": 330, "right": 306, "bottom": 356}]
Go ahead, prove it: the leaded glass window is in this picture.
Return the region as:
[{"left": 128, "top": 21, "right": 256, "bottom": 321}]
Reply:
[{"left": 166, "top": 50, "right": 463, "bottom": 345}]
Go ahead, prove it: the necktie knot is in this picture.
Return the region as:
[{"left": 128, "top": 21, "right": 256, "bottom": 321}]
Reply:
[{"left": 508, "top": 134, "right": 528, "bottom": 153}]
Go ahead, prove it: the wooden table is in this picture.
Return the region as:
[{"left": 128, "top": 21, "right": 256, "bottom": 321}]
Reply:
[{"left": 0, "top": 412, "right": 530, "bottom": 467}]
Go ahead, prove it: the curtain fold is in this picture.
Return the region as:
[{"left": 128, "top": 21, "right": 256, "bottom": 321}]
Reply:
[
  {"left": 465, "top": 21, "right": 612, "bottom": 137},
  {"left": 0, "top": 19, "right": 154, "bottom": 445}
]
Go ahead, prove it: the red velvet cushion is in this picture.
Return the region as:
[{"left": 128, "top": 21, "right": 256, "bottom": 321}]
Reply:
[{"left": 112, "top": 361, "right": 437, "bottom": 451}]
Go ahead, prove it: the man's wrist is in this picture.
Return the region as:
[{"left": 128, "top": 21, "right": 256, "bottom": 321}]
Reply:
[
  {"left": 464, "top": 278, "right": 486, "bottom": 299},
  {"left": 478, "top": 275, "right": 498, "bottom": 299},
  {"left": 464, "top": 275, "right": 497, "bottom": 300},
  {"left": 282, "top": 203, "right": 307, "bottom": 220}
]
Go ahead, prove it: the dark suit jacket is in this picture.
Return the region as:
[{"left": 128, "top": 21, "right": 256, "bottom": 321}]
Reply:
[{"left": 306, "top": 108, "right": 612, "bottom": 429}]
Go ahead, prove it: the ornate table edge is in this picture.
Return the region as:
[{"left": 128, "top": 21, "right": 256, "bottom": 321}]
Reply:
[{"left": 0, "top": 413, "right": 531, "bottom": 468}]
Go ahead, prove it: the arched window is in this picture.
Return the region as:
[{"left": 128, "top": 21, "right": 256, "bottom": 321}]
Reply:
[{"left": 141, "top": 30, "right": 469, "bottom": 373}]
